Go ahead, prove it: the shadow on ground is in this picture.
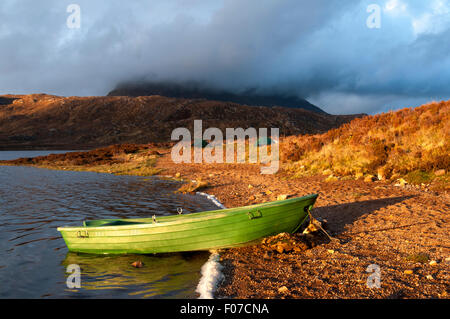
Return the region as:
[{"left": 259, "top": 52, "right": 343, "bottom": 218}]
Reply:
[{"left": 313, "top": 195, "right": 416, "bottom": 235}]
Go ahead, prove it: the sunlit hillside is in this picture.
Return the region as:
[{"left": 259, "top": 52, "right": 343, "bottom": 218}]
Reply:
[{"left": 282, "top": 100, "right": 449, "bottom": 187}]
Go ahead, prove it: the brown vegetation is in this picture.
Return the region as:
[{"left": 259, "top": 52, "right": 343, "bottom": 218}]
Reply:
[
  {"left": 0, "top": 143, "right": 164, "bottom": 176},
  {"left": 2, "top": 100, "right": 448, "bottom": 189},
  {"left": 281, "top": 100, "right": 449, "bottom": 188},
  {"left": 0, "top": 93, "right": 361, "bottom": 150}
]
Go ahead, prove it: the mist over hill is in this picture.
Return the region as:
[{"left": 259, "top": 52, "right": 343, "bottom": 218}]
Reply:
[{"left": 108, "top": 81, "right": 325, "bottom": 114}]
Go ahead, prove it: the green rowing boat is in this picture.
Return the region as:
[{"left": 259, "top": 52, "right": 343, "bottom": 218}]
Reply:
[{"left": 57, "top": 194, "right": 318, "bottom": 254}]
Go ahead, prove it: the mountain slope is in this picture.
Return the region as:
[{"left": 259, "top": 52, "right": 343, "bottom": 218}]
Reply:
[{"left": 0, "top": 94, "right": 361, "bottom": 150}]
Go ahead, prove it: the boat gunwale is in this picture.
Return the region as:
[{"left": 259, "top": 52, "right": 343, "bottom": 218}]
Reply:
[
  {"left": 57, "top": 194, "right": 318, "bottom": 232},
  {"left": 59, "top": 205, "right": 305, "bottom": 241}
]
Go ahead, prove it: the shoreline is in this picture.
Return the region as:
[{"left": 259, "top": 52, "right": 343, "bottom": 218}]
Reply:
[
  {"left": 153, "top": 151, "right": 449, "bottom": 299},
  {"left": 1, "top": 147, "right": 449, "bottom": 298},
  {"left": 195, "top": 192, "right": 227, "bottom": 299}
]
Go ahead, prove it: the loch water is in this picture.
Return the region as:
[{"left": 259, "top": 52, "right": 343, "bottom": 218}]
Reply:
[{"left": 0, "top": 151, "right": 219, "bottom": 298}]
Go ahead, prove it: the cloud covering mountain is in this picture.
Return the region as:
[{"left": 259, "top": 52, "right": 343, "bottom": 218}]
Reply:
[{"left": 1, "top": 0, "right": 449, "bottom": 114}]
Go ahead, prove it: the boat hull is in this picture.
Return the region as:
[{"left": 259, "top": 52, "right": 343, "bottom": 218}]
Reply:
[{"left": 57, "top": 194, "right": 318, "bottom": 254}]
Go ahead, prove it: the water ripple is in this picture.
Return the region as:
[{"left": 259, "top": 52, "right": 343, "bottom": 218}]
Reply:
[{"left": 0, "top": 151, "right": 218, "bottom": 298}]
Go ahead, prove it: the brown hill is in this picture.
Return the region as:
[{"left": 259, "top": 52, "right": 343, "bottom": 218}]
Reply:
[
  {"left": 0, "top": 94, "right": 361, "bottom": 150},
  {"left": 281, "top": 100, "right": 449, "bottom": 186}
]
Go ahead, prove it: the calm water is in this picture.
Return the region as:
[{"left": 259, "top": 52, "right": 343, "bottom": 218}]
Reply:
[{"left": 0, "top": 151, "right": 219, "bottom": 298}]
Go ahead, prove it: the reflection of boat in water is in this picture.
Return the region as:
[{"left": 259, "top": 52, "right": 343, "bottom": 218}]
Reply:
[
  {"left": 62, "top": 251, "right": 210, "bottom": 298},
  {"left": 58, "top": 195, "right": 318, "bottom": 254}
]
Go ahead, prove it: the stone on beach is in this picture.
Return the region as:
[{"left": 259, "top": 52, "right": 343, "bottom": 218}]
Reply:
[
  {"left": 435, "top": 169, "right": 446, "bottom": 176},
  {"left": 278, "top": 286, "right": 289, "bottom": 294},
  {"left": 364, "top": 175, "right": 376, "bottom": 182},
  {"left": 132, "top": 261, "right": 144, "bottom": 268},
  {"left": 325, "top": 175, "right": 339, "bottom": 182},
  {"left": 395, "top": 178, "right": 408, "bottom": 187},
  {"left": 276, "top": 194, "right": 289, "bottom": 201}
]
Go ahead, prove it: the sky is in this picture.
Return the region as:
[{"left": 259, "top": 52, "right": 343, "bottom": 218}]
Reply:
[{"left": 1, "top": 0, "right": 450, "bottom": 114}]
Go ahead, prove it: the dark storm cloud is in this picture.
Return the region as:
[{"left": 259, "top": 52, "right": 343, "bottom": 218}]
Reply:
[{"left": 1, "top": 0, "right": 449, "bottom": 114}]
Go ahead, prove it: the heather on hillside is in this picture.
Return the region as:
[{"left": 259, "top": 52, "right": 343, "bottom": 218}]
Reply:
[
  {"left": 0, "top": 94, "right": 361, "bottom": 150},
  {"left": 281, "top": 101, "right": 449, "bottom": 186}
]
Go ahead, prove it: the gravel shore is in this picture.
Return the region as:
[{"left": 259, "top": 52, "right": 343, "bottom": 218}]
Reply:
[
  {"left": 155, "top": 153, "right": 450, "bottom": 299},
  {"left": 2, "top": 147, "right": 448, "bottom": 298}
]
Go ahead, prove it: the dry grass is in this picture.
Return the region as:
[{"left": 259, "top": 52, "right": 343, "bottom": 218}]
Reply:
[
  {"left": 42, "top": 158, "right": 162, "bottom": 176},
  {"left": 281, "top": 100, "right": 449, "bottom": 187},
  {"left": 2, "top": 100, "right": 448, "bottom": 190},
  {"left": 3, "top": 144, "right": 163, "bottom": 177}
]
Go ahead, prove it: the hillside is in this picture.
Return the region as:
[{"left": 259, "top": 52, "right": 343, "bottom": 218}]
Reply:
[
  {"left": 108, "top": 81, "right": 325, "bottom": 113},
  {"left": 281, "top": 100, "right": 449, "bottom": 187},
  {"left": 0, "top": 94, "right": 360, "bottom": 150}
]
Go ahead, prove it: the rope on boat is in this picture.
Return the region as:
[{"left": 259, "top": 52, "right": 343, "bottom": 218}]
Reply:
[{"left": 305, "top": 208, "right": 335, "bottom": 241}]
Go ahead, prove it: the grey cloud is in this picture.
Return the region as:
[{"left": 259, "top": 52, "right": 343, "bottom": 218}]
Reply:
[{"left": 1, "top": 0, "right": 449, "bottom": 114}]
